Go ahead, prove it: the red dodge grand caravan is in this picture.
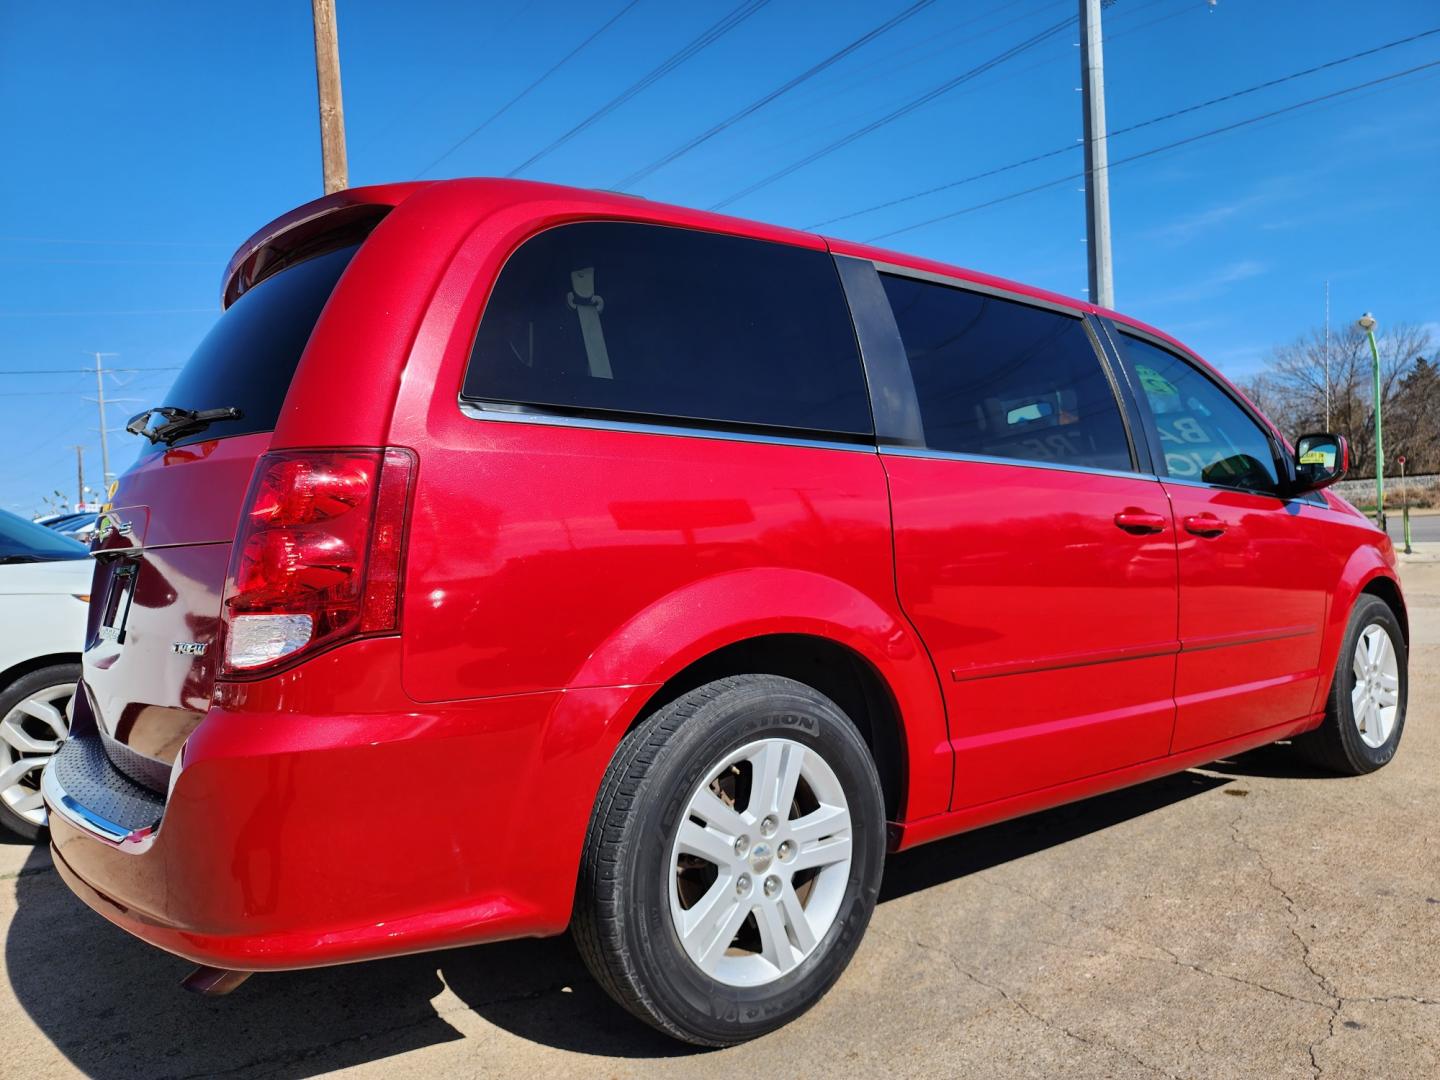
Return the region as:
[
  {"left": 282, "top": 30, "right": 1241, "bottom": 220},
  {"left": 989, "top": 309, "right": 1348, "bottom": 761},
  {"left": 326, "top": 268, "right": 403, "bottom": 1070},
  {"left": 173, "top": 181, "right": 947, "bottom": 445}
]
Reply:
[{"left": 43, "top": 179, "right": 1407, "bottom": 1045}]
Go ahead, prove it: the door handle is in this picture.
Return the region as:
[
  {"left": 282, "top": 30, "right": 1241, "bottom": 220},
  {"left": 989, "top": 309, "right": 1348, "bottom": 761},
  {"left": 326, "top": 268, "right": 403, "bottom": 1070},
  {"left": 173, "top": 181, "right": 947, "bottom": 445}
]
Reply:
[
  {"left": 1183, "top": 513, "right": 1228, "bottom": 538},
  {"left": 1113, "top": 509, "right": 1168, "bottom": 534}
]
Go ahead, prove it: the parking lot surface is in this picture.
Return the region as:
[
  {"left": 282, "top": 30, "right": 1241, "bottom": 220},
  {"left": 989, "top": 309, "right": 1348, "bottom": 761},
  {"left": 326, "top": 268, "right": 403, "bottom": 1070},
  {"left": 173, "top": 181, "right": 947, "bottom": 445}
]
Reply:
[{"left": 3, "top": 560, "right": 1436, "bottom": 1080}]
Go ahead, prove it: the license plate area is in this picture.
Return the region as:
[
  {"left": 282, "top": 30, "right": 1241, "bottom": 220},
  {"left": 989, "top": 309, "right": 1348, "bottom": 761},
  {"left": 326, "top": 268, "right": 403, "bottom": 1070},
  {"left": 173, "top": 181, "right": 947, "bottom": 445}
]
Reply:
[{"left": 97, "top": 560, "right": 139, "bottom": 645}]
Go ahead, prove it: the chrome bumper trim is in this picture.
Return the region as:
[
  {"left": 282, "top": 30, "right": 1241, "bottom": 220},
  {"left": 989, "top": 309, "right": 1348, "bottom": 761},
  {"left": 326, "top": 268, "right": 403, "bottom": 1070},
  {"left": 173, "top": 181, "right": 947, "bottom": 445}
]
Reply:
[{"left": 41, "top": 754, "right": 159, "bottom": 854}]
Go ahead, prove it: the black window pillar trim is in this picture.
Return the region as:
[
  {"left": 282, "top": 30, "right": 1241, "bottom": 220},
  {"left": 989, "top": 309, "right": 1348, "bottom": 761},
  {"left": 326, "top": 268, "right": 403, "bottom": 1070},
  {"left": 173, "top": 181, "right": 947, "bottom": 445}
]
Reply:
[
  {"left": 832, "top": 255, "right": 925, "bottom": 448},
  {"left": 1088, "top": 315, "right": 1159, "bottom": 477}
]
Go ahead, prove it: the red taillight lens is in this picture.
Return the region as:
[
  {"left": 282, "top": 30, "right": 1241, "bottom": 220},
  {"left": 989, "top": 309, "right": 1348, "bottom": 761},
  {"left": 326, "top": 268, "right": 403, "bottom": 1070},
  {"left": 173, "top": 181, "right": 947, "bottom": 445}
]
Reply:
[{"left": 220, "top": 448, "right": 414, "bottom": 675}]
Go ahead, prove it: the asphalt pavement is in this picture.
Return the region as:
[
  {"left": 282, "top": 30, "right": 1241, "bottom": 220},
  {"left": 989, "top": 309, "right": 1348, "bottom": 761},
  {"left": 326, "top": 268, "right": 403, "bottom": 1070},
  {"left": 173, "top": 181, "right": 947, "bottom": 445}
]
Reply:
[{"left": 3, "top": 559, "right": 1437, "bottom": 1079}]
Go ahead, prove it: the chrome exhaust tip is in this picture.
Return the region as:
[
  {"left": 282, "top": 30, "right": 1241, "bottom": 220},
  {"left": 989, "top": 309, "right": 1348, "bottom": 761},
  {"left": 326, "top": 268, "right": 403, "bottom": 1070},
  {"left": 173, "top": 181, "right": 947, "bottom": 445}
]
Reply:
[{"left": 180, "top": 965, "right": 252, "bottom": 996}]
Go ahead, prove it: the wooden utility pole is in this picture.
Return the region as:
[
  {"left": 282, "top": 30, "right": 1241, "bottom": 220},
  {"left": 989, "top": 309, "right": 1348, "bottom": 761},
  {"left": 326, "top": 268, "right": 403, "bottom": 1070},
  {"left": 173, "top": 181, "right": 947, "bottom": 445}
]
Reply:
[
  {"left": 1079, "top": 0, "right": 1114, "bottom": 309},
  {"left": 311, "top": 0, "right": 349, "bottom": 194},
  {"left": 75, "top": 446, "right": 85, "bottom": 509}
]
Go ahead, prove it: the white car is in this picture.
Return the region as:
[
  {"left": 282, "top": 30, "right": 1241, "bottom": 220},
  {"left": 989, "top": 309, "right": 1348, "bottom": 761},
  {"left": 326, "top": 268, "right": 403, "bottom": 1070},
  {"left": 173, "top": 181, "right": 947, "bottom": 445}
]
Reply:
[{"left": 0, "top": 509, "right": 91, "bottom": 839}]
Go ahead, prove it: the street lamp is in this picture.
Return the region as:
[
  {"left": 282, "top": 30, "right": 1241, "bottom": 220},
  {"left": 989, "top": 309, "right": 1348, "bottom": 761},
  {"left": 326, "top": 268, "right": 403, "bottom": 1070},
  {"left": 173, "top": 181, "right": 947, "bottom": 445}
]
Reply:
[{"left": 1357, "top": 312, "right": 1384, "bottom": 530}]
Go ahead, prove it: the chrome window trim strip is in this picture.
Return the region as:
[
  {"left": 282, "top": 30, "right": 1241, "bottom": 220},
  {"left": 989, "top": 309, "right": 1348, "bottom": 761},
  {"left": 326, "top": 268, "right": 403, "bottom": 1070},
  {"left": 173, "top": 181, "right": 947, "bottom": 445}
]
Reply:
[
  {"left": 867, "top": 260, "right": 1086, "bottom": 318},
  {"left": 881, "top": 444, "right": 1158, "bottom": 482},
  {"left": 458, "top": 400, "right": 879, "bottom": 454},
  {"left": 40, "top": 757, "right": 158, "bottom": 855},
  {"left": 1158, "top": 475, "right": 1313, "bottom": 504}
]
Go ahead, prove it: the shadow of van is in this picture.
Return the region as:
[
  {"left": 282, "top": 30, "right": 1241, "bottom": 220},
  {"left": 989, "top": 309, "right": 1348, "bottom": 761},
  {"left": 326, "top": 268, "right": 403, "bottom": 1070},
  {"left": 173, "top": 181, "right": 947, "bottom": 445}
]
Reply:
[{"left": 7, "top": 754, "right": 1285, "bottom": 1075}]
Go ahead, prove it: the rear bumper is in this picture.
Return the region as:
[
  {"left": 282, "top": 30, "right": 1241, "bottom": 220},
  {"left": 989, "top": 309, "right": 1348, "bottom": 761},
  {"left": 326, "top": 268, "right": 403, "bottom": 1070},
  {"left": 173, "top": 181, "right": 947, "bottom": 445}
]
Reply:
[{"left": 44, "top": 637, "right": 653, "bottom": 971}]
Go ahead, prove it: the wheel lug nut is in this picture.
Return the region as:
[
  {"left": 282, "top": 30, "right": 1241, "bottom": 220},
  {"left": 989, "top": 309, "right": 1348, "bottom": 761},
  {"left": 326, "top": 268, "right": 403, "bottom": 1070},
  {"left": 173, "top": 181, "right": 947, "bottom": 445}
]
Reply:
[
  {"left": 736, "top": 873, "right": 751, "bottom": 895},
  {"left": 763, "top": 874, "right": 781, "bottom": 898},
  {"left": 760, "top": 815, "right": 778, "bottom": 837},
  {"left": 734, "top": 835, "right": 750, "bottom": 857},
  {"left": 777, "top": 840, "right": 794, "bottom": 860}
]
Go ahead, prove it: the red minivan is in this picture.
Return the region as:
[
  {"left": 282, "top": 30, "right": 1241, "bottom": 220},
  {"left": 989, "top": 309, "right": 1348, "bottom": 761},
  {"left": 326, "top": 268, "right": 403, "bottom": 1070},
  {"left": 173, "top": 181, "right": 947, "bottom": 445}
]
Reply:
[{"left": 43, "top": 179, "right": 1407, "bottom": 1045}]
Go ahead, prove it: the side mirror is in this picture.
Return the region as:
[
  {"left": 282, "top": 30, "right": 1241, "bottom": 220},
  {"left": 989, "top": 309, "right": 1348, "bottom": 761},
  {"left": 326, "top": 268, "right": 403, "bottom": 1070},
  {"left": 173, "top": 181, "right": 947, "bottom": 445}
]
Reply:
[{"left": 1293, "top": 432, "right": 1349, "bottom": 492}]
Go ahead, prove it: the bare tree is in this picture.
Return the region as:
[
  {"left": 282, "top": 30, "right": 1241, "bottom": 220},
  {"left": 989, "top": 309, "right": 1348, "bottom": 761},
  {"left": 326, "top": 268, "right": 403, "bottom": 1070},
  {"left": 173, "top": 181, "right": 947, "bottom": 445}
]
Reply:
[{"left": 1239, "top": 322, "right": 1432, "bottom": 477}]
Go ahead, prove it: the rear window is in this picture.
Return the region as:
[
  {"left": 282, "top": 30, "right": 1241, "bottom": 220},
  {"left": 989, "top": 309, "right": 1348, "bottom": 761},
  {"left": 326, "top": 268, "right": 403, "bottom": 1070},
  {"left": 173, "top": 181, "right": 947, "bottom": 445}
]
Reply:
[
  {"left": 881, "top": 274, "right": 1133, "bottom": 472},
  {"left": 150, "top": 243, "right": 360, "bottom": 450},
  {"left": 463, "top": 222, "right": 873, "bottom": 439}
]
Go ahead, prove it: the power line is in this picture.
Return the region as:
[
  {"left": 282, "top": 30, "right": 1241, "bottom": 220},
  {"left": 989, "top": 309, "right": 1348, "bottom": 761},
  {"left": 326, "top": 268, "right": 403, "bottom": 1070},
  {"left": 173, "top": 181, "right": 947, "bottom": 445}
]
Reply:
[
  {"left": 507, "top": 0, "right": 774, "bottom": 178},
  {"left": 0, "top": 308, "right": 214, "bottom": 317},
  {"left": 746, "top": 0, "right": 1170, "bottom": 139},
  {"left": 0, "top": 236, "right": 229, "bottom": 248},
  {"left": 808, "top": 25, "right": 1440, "bottom": 231},
  {"left": 864, "top": 58, "right": 1440, "bottom": 243},
  {"left": 703, "top": 0, "right": 1165, "bottom": 189},
  {"left": 709, "top": 12, "right": 1078, "bottom": 211},
  {"left": 613, "top": 0, "right": 940, "bottom": 190},
  {"left": 416, "top": 0, "right": 645, "bottom": 179},
  {"left": 0, "top": 366, "right": 182, "bottom": 375}
]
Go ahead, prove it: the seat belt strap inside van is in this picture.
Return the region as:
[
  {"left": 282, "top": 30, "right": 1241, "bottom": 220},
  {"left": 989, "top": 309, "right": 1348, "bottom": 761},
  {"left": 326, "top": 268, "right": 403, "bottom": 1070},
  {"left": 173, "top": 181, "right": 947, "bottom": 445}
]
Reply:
[{"left": 567, "top": 267, "right": 613, "bottom": 380}]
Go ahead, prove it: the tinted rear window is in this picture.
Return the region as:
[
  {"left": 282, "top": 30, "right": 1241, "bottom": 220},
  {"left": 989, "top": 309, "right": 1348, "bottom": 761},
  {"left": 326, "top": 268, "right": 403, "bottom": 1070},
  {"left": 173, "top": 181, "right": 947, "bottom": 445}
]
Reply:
[
  {"left": 464, "top": 222, "right": 872, "bottom": 438},
  {"left": 881, "top": 274, "right": 1132, "bottom": 472},
  {"left": 150, "top": 243, "right": 360, "bottom": 450}
]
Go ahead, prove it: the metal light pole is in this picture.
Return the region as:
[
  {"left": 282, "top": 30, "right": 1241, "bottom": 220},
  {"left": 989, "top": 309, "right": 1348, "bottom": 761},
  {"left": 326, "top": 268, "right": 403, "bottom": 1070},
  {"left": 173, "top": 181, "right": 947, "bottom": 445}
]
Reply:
[
  {"left": 1079, "top": 0, "right": 1114, "bottom": 309},
  {"left": 1397, "top": 454, "right": 1412, "bottom": 554},
  {"left": 1357, "top": 312, "right": 1384, "bottom": 530}
]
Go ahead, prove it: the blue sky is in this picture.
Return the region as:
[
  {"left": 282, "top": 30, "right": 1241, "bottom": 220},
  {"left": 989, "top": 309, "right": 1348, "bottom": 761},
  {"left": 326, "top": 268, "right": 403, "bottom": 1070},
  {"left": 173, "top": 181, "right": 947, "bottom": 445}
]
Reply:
[{"left": 1, "top": 0, "right": 1436, "bottom": 514}]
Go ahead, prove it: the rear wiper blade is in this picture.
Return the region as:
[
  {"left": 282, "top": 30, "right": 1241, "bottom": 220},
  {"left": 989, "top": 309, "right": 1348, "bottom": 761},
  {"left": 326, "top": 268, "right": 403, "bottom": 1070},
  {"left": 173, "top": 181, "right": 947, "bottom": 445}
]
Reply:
[{"left": 125, "top": 405, "right": 243, "bottom": 445}]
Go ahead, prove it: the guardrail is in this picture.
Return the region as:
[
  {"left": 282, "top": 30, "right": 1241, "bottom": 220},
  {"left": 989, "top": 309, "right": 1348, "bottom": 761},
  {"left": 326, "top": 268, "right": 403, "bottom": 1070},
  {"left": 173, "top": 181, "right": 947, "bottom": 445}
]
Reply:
[{"left": 1332, "top": 474, "right": 1437, "bottom": 501}]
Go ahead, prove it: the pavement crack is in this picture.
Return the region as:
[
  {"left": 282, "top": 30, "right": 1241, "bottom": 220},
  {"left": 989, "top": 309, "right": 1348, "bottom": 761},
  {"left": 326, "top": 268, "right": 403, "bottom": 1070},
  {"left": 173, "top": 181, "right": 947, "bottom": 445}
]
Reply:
[
  {"left": 1228, "top": 812, "right": 1340, "bottom": 1078},
  {"left": 874, "top": 925, "right": 1183, "bottom": 1079},
  {"left": 983, "top": 876, "right": 1332, "bottom": 1009}
]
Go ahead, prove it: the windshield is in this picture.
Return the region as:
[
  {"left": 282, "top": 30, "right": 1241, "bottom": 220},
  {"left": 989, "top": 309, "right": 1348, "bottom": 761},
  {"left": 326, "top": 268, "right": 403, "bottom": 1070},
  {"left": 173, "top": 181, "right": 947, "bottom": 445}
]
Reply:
[
  {"left": 142, "top": 243, "right": 361, "bottom": 451},
  {"left": 0, "top": 510, "right": 89, "bottom": 562}
]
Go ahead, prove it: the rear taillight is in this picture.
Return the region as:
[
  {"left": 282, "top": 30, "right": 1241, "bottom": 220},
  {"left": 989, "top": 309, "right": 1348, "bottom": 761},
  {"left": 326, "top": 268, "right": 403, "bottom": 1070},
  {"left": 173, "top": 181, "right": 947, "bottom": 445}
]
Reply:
[{"left": 220, "top": 447, "right": 414, "bottom": 675}]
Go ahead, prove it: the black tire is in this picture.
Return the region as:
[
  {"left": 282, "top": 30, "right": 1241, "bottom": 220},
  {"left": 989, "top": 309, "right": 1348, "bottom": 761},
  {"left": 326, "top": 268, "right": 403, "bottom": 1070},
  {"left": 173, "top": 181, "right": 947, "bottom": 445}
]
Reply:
[
  {"left": 572, "top": 674, "right": 886, "bottom": 1046},
  {"left": 1294, "top": 595, "right": 1407, "bottom": 775},
  {"left": 0, "top": 662, "right": 80, "bottom": 841}
]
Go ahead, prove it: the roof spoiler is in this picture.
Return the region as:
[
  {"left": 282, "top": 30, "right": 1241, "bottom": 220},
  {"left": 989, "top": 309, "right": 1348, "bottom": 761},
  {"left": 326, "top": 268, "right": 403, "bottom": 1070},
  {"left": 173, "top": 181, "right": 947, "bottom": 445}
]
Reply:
[{"left": 220, "top": 183, "right": 427, "bottom": 308}]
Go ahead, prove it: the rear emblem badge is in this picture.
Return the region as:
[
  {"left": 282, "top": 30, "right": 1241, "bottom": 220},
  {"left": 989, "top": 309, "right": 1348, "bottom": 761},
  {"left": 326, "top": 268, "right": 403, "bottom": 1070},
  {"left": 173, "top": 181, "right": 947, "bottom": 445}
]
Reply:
[{"left": 172, "top": 642, "right": 208, "bottom": 656}]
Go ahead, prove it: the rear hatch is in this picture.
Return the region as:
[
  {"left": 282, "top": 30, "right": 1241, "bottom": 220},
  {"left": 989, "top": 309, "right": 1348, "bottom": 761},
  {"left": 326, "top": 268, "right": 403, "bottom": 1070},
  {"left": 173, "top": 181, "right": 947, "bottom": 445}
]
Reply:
[{"left": 84, "top": 240, "right": 365, "bottom": 792}]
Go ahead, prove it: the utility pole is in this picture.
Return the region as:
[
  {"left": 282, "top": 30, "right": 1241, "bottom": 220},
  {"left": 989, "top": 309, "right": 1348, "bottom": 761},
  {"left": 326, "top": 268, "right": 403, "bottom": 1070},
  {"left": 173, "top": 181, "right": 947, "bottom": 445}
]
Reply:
[
  {"left": 311, "top": 0, "right": 349, "bottom": 194},
  {"left": 75, "top": 446, "right": 85, "bottom": 509},
  {"left": 1079, "top": 0, "right": 1114, "bottom": 309},
  {"left": 92, "top": 351, "right": 118, "bottom": 489}
]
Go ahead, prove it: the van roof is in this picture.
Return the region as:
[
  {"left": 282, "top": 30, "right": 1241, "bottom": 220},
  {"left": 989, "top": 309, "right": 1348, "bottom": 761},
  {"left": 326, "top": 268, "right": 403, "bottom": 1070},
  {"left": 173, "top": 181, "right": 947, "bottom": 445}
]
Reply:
[{"left": 223, "top": 177, "right": 1205, "bottom": 382}]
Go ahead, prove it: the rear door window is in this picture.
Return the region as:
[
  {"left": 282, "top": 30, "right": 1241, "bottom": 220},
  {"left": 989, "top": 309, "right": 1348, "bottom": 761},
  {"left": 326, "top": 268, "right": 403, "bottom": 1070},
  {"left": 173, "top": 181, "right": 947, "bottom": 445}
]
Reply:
[
  {"left": 464, "top": 222, "right": 873, "bottom": 439},
  {"left": 1115, "top": 332, "right": 1282, "bottom": 494},
  {"left": 880, "top": 274, "right": 1132, "bottom": 471},
  {"left": 151, "top": 243, "right": 360, "bottom": 450}
]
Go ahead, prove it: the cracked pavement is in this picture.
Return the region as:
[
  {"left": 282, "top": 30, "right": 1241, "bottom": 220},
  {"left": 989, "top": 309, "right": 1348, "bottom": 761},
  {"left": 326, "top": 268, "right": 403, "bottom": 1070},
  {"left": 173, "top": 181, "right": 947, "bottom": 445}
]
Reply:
[{"left": 2, "top": 560, "right": 1436, "bottom": 1079}]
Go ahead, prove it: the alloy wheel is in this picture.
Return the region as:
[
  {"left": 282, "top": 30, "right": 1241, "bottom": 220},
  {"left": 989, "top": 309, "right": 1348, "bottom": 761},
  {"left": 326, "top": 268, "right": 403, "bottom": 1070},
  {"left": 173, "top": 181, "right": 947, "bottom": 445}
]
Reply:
[
  {"left": 0, "top": 683, "right": 74, "bottom": 827},
  {"left": 1351, "top": 624, "right": 1400, "bottom": 749},
  {"left": 668, "top": 737, "right": 853, "bottom": 988}
]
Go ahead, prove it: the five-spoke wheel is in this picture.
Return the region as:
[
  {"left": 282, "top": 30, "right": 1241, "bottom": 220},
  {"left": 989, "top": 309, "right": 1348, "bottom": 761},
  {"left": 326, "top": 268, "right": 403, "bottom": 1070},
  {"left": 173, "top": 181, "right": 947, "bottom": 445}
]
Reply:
[
  {"left": 0, "top": 663, "right": 79, "bottom": 840},
  {"left": 574, "top": 675, "right": 885, "bottom": 1046},
  {"left": 670, "top": 737, "right": 853, "bottom": 986},
  {"left": 1295, "top": 595, "right": 1407, "bottom": 775}
]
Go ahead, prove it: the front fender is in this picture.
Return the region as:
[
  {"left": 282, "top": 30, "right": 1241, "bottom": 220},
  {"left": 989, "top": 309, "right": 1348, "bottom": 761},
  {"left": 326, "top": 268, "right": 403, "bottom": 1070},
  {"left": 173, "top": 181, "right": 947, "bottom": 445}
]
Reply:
[
  {"left": 565, "top": 567, "right": 951, "bottom": 820},
  {"left": 1310, "top": 542, "right": 1404, "bottom": 716}
]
